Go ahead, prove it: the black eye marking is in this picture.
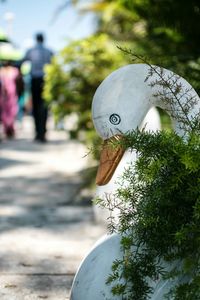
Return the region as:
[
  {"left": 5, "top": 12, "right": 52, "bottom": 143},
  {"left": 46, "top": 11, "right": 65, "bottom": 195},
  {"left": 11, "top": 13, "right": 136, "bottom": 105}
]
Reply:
[{"left": 109, "top": 114, "right": 121, "bottom": 125}]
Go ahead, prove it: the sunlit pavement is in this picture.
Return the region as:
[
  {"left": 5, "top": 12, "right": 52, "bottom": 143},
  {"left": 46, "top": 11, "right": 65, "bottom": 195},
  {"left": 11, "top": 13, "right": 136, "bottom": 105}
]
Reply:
[{"left": 0, "top": 116, "right": 106, "bottom": 300}]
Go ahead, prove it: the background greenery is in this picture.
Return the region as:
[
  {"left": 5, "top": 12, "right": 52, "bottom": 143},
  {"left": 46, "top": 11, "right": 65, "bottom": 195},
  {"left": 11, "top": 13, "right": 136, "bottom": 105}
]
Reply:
[
  {"left": 44, "top": 0, "right": 200, "bottom": 148},
  {"left": 43, "top": 33, "right": 126, "bottom": 149}
]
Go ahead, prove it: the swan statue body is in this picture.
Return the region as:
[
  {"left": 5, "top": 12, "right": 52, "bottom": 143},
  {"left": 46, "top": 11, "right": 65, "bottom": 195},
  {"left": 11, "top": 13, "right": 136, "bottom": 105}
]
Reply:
[{"left": 70, "top": 64, "right": 200, "bottom": 300}]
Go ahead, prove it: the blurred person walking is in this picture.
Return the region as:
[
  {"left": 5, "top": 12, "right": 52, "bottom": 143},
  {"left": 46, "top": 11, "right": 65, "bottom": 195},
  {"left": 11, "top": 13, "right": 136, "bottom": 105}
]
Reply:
[
  {"left": 0, "top": 61, "right": 22, "bottom": 138},
  {"left": 23, "top": 33, "right": 53, "bottom": 142}
]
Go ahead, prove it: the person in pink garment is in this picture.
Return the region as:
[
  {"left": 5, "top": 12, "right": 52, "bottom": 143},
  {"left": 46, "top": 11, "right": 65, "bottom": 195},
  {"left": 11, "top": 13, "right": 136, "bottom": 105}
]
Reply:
[{"left": 0, "top": 61, "right": 20, "bottom": 138}]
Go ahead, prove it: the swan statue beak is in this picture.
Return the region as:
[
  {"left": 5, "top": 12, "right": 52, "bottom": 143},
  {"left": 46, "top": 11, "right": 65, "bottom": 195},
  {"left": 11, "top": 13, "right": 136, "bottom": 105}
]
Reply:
[{"left": 96, "top": 135, "right": 125, "bottom": 185}]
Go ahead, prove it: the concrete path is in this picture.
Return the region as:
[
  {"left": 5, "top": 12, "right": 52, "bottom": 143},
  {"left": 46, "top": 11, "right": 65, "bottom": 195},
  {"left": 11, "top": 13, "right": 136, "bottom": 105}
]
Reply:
[{"left": 0, "top": 117, "right": 106, "bottom": 300}]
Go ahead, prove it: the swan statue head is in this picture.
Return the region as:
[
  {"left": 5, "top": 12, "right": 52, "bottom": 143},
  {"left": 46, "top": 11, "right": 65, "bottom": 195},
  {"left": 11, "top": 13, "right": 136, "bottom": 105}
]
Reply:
[{"left": 92, "top": 63, "right": 200, "bottom": 186}]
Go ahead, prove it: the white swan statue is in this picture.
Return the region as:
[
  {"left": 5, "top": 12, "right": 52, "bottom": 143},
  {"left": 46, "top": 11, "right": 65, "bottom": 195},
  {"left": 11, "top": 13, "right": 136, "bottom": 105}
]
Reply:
[{"left": 70, "top": 64, "right": 200, "bottom": 300}]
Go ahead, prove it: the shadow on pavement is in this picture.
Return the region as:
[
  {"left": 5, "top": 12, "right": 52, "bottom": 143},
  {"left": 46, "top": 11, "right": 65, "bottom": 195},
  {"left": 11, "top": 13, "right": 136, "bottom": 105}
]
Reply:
[
  {"left": 0, "top": 157, "right": 32, "bottom": 170},
  {"left": 0, "top": 138, "right": 71, "bottom": 153},
  {"left": 0, "top": 171, "right": 96, "bottom": 233}
]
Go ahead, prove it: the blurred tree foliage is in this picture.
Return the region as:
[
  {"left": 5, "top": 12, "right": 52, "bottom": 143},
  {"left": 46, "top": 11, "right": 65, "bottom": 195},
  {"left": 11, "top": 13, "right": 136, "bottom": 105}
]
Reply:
[
  {"left": 44, "top": 0, "right": 200, "bottom": 145},
  {"left": 95, "top": 0, "right": 200, "bottom": 92},
  {"left": 43, "top": 34, "right": 126, "bottom": 148}
]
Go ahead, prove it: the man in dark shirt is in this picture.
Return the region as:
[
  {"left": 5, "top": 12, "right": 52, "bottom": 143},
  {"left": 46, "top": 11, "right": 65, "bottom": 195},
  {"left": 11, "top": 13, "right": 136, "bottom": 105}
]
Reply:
[{"left": 24, "top": 33, "right": 53, "bottom": 142}]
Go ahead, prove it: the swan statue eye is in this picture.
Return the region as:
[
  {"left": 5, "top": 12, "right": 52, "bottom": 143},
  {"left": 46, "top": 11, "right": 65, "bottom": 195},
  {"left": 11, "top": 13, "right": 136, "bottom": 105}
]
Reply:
[{"left": 109, "top": 114, "right": 121, "bottom": 125}]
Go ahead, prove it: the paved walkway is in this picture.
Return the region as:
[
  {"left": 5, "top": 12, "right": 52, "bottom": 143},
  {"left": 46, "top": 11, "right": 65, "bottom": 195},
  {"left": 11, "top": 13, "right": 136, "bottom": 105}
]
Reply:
[{"left": 0, "top": 117, "right": 106, "bottom": 300}]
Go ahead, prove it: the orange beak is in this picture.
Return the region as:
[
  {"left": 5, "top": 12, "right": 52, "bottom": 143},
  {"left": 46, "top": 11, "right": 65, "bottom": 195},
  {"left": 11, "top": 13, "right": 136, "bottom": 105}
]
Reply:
[{"left": 96, "top": 135, "right": 125, "bottom": 186}]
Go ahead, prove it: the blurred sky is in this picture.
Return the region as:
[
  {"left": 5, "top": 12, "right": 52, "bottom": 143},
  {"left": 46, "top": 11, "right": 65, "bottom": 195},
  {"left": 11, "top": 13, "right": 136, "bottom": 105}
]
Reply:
[{"left": 0, "top": 0, "right": 96, "bottom": 53}]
